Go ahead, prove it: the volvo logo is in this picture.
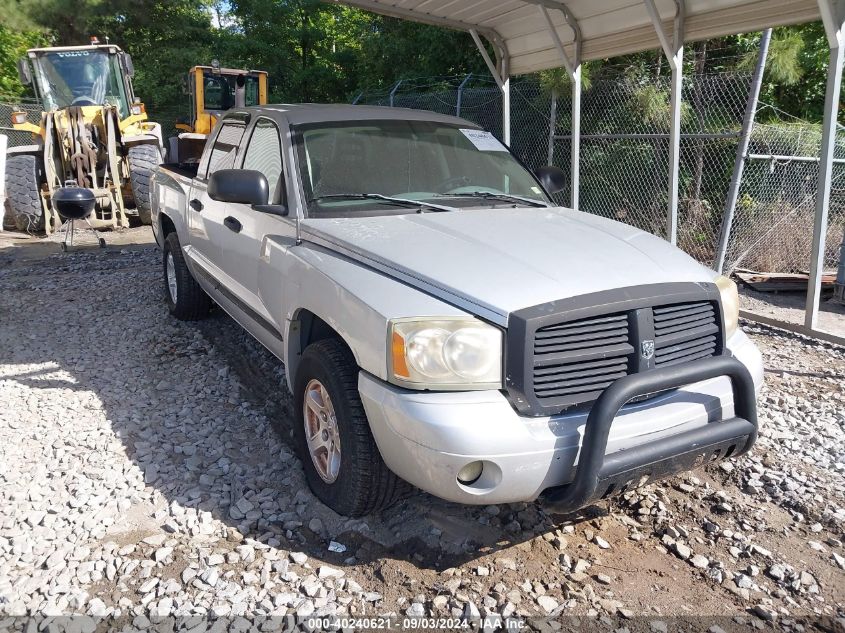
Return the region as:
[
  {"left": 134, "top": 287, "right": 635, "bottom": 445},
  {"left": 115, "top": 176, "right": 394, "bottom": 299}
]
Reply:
[{"left": 641, "top": 339, "right": 655, "bottom": 360}]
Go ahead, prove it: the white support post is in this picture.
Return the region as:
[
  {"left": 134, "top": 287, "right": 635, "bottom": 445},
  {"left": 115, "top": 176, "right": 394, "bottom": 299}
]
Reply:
[
  {"left": 571, "top": 64, "right": 581, "bottom": 210},
  {"left": 645, "top": 0, "right": 684, "bottom": 244},
  {"left": 538, "top": 3, "right": 582, "bottom": 208},
  {"left": 502, "top": 55, "right": 511, "bottom": 146},
  {"left": 805, "top": 0, "right": 845, "bottom": 329},
  {"left": 0, "top": 135, "right": 6, "bottom": 232}
]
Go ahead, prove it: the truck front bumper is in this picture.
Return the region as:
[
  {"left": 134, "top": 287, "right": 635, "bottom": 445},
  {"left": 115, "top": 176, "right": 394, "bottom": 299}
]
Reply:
[{"left": 359, "top": 330, "right": 763, "bottom": 507}]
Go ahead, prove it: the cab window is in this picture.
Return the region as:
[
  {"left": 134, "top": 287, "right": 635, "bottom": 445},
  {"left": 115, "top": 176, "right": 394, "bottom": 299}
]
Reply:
[
  {"left": 206, "top": 121, "right": 246, "bottom": 178},
  {"left": 242, "top": 119, "right": 284, "bottom": 204}
]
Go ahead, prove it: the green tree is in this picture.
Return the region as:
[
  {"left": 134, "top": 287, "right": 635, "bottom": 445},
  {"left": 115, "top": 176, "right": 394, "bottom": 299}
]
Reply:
[{"left": 0, "top": 25, "right": 45, "bottom": 99}]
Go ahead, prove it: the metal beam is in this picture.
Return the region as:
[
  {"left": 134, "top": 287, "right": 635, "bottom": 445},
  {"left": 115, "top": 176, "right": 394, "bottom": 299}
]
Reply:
[
  {"left": 741, "top": 310, "right": 845, "bottom": 347},
  {"left": 747, "top": 153, "right": 845, "bottom": 164},
  {"left": 388, "top": 79, "right": 403, "bottom": 107},
  {"left": 538, "top": 5, "right": 576, "bottom": 75},
  {"left": 715, "top": 28, "right": 771, "bottom": 273},
  {"left": 456, "top": 73, "right": 472, "bottom": 118},
  {"left": 805, "top": 0, "right": 845, "bottom": 328},
  {"left": 470, "top": 29, "right": 505, "bottom": 90},
  {"left": 644, "top": 0, "right": 684, "bottom": 244},
  {"left": 471, "top": 29, "right": 511, "bottom": 145}
]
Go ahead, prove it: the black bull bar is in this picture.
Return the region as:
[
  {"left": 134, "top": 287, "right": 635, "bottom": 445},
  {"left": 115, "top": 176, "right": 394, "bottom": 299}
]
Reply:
[{"left": 542, "top": 355, "right": 758, "bottom": 514}]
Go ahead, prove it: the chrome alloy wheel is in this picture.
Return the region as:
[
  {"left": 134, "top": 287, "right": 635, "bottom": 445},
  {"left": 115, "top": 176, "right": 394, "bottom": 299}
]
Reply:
[
  {"left": 166, "top": 251, "right": 178, "bottom": 304},
  {"left": 303, "top": 379, "right": 342, "bottom": 483}
]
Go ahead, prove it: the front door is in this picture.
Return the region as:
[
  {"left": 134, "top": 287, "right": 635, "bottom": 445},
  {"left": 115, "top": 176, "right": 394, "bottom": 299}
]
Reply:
[
  {"left": 217, "top": 117, "right": 295, "bottom": 317},
  {"left": 186, "top": 116, "right": 247, "bottom": 282}
]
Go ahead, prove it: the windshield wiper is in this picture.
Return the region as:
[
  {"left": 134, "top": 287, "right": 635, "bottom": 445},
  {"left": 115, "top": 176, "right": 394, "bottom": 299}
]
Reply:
[
  {"left": 436, "top": 192, "right": 549, "bottom": 208},
  {"left": 310, "top": 193, "right": 457, "bottom": 213}
]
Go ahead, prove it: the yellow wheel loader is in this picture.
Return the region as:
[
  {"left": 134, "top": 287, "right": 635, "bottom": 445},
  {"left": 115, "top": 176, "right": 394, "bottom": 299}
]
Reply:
[
  {"left": 167, "top": 62, "right": 267, "bottom": 164},
  {"left": 5, "top": 40, "right": 164, "bottom": 233}
]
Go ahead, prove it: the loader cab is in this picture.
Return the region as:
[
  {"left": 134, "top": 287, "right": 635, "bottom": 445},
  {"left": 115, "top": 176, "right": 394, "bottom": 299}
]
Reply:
[
  {"left": 169, "top": 64, "right": 267, "bottom": 165},
  {"left": 21, "top": 44, "right": 138, "bottom": 119},
  {"left": 183, "top": 65, "right": 267, "bottom": 135}
]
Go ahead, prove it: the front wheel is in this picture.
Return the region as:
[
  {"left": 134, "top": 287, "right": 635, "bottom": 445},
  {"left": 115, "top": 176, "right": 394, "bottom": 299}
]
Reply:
[{"left": 293, "top": 339, "right": 406, "bottom": 517}]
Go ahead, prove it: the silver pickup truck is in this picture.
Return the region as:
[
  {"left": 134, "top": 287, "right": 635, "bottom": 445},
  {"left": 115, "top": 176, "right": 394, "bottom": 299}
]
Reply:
[{"left": 151, "top": 104, "right": 763, "bottom": 518}]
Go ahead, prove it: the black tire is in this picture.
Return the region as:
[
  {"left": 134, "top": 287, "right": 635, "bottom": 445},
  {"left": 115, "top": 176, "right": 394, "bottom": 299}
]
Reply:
[
  {"left": 163, "top": 232, "right": 212, "bottom": 320},
  {"left": 293, "top": 339, "right": 406, "bottom": 517},
  {"left": 127, "top": 144, "right": 162, "bottom": 225},
  {"left": 5, "top": 154, "right": 43, "bottom": 232}
]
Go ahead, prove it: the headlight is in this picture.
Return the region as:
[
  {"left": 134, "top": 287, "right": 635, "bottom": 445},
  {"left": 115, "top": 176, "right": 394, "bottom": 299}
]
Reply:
[
  {"left": 716, "top": 275, "right": 739, "bottom": 338},
  {"left": 389, "top": 318, "right": 502, "bottom": 389}
]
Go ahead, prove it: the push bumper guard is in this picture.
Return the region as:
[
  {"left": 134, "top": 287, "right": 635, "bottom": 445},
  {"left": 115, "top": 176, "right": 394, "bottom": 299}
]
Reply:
[{"left": 542, "top": 355, "right": 758, "bottom": 514}]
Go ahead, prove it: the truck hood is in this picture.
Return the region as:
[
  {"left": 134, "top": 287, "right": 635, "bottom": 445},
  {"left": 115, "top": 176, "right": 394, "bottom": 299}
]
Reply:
[{"left": 299, "top": 207, "right": 717, "bottom": 321}]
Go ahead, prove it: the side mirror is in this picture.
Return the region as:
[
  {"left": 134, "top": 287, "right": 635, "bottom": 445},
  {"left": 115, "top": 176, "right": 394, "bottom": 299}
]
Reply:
[
  {"left": 17, "top": 58, "right": 32, "bottom": 86},
  {"left": 535, "top": 165, "right": 567, "bottom": 194},
  {"left": 121, "top": 53, "right": 135, "bottom": 78},
  {"left": 252, "top": 176, "right": 288, "bottom": 216},
  {"left": 208, "top": 169, "right": 269, "bottom": 205}
]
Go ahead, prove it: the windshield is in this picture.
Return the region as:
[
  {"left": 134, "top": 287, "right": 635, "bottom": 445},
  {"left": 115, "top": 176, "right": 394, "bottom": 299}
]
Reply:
[
  {"left": 203, "top": 72, "right": 260, "bottom": 111},
  {"left": 33, "top": 50, "right": 130, "bottom": 117},
  {"left": 294, "top": 120, "right": 551, "bottom": 218}
]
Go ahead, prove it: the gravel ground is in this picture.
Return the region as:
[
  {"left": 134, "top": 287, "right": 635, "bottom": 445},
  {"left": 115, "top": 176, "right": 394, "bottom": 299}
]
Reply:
[{"left": 0, "top": 243, "right": 843, "bottom": 629}]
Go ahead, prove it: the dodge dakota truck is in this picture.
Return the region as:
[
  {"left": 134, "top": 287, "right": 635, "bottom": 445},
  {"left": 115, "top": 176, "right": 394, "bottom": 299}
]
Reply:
[{"left": 150, "top": 104, "right": 763, "bottom": 518}]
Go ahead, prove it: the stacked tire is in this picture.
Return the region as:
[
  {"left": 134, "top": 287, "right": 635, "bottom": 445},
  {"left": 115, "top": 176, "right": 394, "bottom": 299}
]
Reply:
[
  {"left": 127, "top": 144, "right": 162, "bottom": 225},
  {"left": 4, "top": 154, "right": 43, "bottom": 232}
]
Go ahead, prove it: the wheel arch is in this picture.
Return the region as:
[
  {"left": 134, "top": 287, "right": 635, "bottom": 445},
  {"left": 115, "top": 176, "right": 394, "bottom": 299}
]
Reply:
[
  {"left": 284, "top": 308, "right": 359, "bottom": 390},
  {"left": 159, "top": 211, "right": 177, "bottom": 238}
]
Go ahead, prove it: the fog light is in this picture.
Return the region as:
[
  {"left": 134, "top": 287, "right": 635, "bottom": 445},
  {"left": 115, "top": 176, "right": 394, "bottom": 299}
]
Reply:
[
  {"left": 457, "top": 461, "right": 483, "bottom": 485},
  {"left": 11, "top": 111, "right": 27, "bottom": 125}
]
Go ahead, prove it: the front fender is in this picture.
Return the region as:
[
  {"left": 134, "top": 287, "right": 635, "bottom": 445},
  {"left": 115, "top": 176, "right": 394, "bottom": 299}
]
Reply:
[{"left": 258, "top": 239, "right": 468, "bottom": 389}]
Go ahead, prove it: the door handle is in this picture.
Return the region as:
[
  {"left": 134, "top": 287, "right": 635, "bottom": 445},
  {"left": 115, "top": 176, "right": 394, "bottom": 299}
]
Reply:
[
  {"left": 189, "top": 199, "right": 203, "bottom": 212},
  {"left": 224, "top": 216, "right": 242, "bottom": 233}
]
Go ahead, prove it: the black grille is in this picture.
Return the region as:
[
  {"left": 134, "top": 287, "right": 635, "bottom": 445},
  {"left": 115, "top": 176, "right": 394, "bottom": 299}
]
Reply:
[
  {"left": 506, "top": 284, "right": 725, "bottom": 417},
  {"left": 533, "top": 313, "right": 633, "bottom": 404},
  {"left": 653, "top": 301, "right": 720, "bottom": 367}
]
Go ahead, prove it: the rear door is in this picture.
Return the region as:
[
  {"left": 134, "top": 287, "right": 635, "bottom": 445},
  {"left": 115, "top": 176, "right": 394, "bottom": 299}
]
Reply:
[{"left": 185, "top": 115, "right": 247, "bottom": 276}]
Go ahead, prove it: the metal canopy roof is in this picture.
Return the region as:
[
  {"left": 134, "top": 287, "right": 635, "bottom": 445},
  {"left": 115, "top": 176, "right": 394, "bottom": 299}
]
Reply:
[
  {"left": 325, "top": 0, "right": 844, "bottom": 339},
  {"left": 330, "top": 0, "right": 820, "bottom": 75}
]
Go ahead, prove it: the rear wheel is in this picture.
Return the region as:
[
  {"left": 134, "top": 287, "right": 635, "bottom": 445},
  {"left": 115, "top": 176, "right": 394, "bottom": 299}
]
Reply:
[
  {"left": 293, "top": 339, "right": 406, "bottom": 517},
  {"left": 4, "top": 154, "right": 43, "bottom": 232},
  {"left": 163, "top": 232, "right": 212, "bottom": 320},
  {"left": 127, "top": 144, "right": 162, "bottom": 225}
]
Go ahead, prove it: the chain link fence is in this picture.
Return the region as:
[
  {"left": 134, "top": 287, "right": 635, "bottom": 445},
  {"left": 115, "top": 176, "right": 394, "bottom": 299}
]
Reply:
[
  {"left": 0, "top": 100, "right": 43, "bottom": 147},
  {"left": 721, "top": 117, "right": 845, "bottom": 274},
  {"left": 3, "top": 75, "right": 843, "bottom": 278},
  {"left": 356, "top": 73, "right": 843, "bottom": 275}
]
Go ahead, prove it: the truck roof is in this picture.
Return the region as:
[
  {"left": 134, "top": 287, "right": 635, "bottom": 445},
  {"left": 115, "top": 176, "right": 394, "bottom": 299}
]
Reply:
[{"left": 245, "top": 103, "right": 481, "bottom": 128}]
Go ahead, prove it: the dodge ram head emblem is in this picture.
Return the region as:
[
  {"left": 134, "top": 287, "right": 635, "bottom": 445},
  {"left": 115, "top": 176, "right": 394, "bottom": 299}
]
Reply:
[{"left": 641, "top": 340, "right": 655, "bottom": 360}]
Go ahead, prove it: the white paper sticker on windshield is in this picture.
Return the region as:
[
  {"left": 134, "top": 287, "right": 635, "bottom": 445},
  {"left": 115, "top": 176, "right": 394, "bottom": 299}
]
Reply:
[{"left": 460, "top": 128, "right": 508, "bottom": 152}]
